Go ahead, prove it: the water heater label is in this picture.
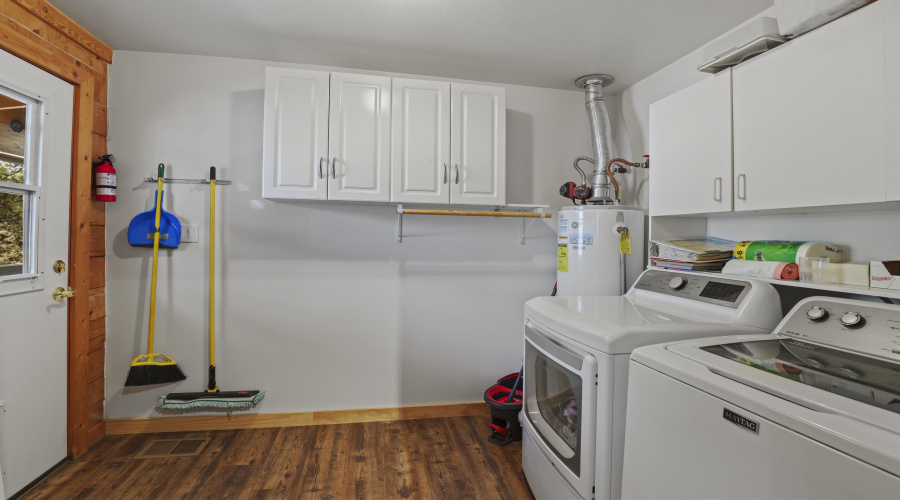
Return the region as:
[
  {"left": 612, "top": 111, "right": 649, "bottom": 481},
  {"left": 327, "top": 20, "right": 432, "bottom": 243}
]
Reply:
[
  {"left": 558, "top": 243, "right": 568, "bottom": 272},
  {"left": 558, "top": 219, "right": 569, "bottom": 240},
  {"left": 570, "top": 231, "right": 593, "bottom": 248}
]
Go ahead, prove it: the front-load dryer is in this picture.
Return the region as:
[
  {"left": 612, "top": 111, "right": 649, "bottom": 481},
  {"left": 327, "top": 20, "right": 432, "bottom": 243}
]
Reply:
[
  {"left": 522, "top": 268, "right": 783, "bottom": 500},
  {"left": 621, "top": 297, "right": 900, "bottom": 499}
]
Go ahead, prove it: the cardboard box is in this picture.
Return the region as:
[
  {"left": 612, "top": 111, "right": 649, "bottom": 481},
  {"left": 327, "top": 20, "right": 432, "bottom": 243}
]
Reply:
[
  {"left": 827, "top": 262, "right": 869, "bottom": 287},
  {"left": 870, "top": 261, "right": 900, "bottom": 290}
]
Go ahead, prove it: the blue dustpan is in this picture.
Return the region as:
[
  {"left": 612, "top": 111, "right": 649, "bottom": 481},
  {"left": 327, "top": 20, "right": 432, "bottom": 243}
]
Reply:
[{"left": 128, "top": 188, "right": 182, "bottom": 248}]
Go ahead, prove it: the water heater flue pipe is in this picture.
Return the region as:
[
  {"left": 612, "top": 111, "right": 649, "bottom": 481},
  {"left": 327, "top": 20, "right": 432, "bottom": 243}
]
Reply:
[{"left": 575, "top": 74, "right": 616, "bottom": 204}]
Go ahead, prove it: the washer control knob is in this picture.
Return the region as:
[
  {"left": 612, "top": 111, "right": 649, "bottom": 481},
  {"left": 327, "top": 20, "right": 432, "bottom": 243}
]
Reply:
[
  {"left": 806, "top": 306, "right": 829, "bottom": 322},
  {"left": 669, "top": 277, "right": 687, "bottom": 291},
  {"left": 805, "top": 356, "right": 827, "bottom": 369},
  {"left": 838, "top": 366, "right": 863, "bottom": 380},
  {"left": 839, "top": 312, "right": 865, "bottom": 329}
]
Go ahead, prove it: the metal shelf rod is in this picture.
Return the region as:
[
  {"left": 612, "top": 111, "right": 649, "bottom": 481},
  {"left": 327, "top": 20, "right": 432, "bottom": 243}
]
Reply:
[
  {"left": 395, "top": 203, "right": 550, "bottom": 244},
  {"left": 398, "top": 208, "right": 549, "bottom": 218}
]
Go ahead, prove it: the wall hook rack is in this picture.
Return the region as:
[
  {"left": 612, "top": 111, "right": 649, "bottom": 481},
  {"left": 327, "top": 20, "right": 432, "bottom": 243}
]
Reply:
[
  {"left": 144, "top": 177, "right": 232, "bottom": 185},
  {"left": 144, "top": 167, "right": 232, "bottom": 185},
  {"left": 396, "top": 203, "right": 550, "bottom": 244}
]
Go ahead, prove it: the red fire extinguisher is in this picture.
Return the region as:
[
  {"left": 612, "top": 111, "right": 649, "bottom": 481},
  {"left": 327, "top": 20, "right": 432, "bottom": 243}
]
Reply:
[{"left": 93, "top": 154, "right": 116, "bottom": 202}]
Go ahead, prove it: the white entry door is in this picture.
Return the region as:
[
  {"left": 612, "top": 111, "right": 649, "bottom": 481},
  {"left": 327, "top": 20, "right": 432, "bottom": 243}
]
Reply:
[{"left": 0, "top": 50, "right": 74, "bottom": 497}]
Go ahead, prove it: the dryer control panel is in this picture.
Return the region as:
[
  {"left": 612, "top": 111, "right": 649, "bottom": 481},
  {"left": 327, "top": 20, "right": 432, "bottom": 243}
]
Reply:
[
  {"left": 632, "top": 269, "right": 751, "bottom": 309},
  {"left": 777, "top": 298, "right": 900, "bottom": 361}
]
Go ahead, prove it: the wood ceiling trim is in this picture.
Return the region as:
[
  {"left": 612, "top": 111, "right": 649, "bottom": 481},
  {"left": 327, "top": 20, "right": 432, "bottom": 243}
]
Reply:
[{"left": 10, "top": 0, "right": 113, "bottom": 64}]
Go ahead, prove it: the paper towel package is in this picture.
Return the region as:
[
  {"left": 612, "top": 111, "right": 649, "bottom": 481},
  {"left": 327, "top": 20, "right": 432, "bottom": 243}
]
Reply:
[{"left": 870, "top": 261, "right": 900, "bottom": 290}]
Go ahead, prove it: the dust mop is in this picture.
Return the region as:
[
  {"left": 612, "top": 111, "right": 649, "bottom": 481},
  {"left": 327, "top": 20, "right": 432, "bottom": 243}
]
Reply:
[
  {"left": 125, "top": 165, "right": 187, "bottom": 386},
  {"left": 157, "top": 167, "right": 264, "bottom": 410}
]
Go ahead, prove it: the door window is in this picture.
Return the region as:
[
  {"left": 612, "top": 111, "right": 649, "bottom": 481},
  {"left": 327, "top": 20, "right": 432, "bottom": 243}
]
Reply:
[{"left": 0, "top": 87, "right": 39, "bottom": 281}]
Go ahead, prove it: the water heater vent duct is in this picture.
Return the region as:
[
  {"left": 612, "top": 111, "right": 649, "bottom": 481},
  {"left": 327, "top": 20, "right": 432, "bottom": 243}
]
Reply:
[{"left": 575, "top": 74, "right": 615, "bottom": 204}]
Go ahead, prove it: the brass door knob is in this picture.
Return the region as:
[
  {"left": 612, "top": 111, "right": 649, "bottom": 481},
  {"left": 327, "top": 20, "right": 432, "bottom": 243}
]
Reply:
[{"left": 52, "top": 286, "right": 76, "bottom": 301}]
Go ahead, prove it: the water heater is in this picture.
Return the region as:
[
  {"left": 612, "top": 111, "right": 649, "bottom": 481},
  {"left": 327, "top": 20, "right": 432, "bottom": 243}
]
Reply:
[{"left": 557, "top": 205, "right": 644, "bottom": 296}]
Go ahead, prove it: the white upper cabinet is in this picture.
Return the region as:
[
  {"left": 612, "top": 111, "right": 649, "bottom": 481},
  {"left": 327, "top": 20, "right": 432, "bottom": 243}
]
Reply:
[
  {"left": 391, "top": 79, "right": 451, "bottom": 204},
  {"left": 264, "top": 69, "right": 506, "bottom": 206},
  {"left": 732, "top": 0, "right": 885, "bottom": 211},
  {"left": 886, "top": 0, "right": 900, "bottom": 202},
  {"left": 451, "top": 83, "right": 506, "bottom": 206},
  {"left": 262, "top": 69, "right": 391, "bottom": 202},
  {"left": 649, "top": 69, "right": 733, "bottom": 216},
  {"left": 262, "top": 67, "right": 329, "bottom": 200},
  {"left": 328, "top": 73, "right": 392, "bottom": 202}
]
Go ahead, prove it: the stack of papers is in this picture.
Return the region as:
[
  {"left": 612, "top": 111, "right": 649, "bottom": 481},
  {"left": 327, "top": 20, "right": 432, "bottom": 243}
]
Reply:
[{"left": 650, "top": 237, "right": 737, "bottom": 272}]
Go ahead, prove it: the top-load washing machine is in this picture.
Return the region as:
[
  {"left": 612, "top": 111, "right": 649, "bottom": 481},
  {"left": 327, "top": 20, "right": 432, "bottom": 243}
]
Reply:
[
  {"left": 522, "top": 268, "right": 784, "bottom": 500},
  {"left": 621, "top": 297, "right": 900, "bottom": 499}
]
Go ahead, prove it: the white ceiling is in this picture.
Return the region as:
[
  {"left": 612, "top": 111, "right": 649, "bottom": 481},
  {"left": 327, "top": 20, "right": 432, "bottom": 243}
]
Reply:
[{"left": 52, "top": 0, "right": 772, "bottom": 92}]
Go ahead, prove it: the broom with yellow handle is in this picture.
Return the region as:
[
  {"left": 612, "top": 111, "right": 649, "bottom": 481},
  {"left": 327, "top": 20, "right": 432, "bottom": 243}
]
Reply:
[
  {"left": 157, "top": 167, "right": 263, "bottom": 409},
  {"left": 125, "top": 164, "right": 186, "bottom": 386}
]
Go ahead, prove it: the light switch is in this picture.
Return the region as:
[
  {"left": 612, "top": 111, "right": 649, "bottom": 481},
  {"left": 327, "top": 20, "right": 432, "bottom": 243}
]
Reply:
[{"left": 183, "top": 224, "right": 200, "bottom": 243}]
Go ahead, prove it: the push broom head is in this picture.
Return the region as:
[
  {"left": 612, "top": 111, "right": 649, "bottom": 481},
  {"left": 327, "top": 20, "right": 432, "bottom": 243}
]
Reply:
[{"left": 125, "top": 353, "right": 187, "bottom": 387}]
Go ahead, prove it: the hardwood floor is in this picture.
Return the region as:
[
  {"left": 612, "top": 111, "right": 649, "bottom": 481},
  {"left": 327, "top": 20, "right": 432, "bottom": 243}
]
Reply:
[{"left": 19, "top": 416, "right": 535, "bottom": 499}]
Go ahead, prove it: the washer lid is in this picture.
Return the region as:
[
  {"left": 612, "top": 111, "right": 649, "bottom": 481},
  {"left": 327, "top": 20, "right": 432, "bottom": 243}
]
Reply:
[
  {"left": 525, "top": 295, "right": 769, "bottom": 354},
  {"left": 702, "top": 338, "right": 900, "bottom": 416}
]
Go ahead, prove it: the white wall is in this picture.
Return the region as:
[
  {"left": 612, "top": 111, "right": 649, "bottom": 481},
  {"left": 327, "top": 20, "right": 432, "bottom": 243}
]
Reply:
[
  {"left": 617, "top": 7, "right": 900, "bottom": 265},
  {"left": 105, "top": 51, "right": 593, "bottom": 418}
]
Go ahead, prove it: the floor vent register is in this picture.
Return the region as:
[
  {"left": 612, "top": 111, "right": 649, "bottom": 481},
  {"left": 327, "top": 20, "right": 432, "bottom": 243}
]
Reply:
[{"left": 134, "top": 438, "right": 210, "bottom": 459}]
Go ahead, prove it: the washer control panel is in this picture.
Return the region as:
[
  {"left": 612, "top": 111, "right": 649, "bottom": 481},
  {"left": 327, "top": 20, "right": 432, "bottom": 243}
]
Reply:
[
  {"left": 778, "top": 298, "right": 900, "bottom": 360},
  {"left": 633, "top": 269, "right": 751, "bottom": 308}
]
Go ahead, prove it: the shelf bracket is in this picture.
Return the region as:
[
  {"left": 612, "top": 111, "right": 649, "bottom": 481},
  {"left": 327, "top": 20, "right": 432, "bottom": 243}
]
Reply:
[
  {"left": 521, "top": 216, "right": 539, "bottom": 245},
  {"left": 397, "top": 204, "right": 404, "bottom": 243}
]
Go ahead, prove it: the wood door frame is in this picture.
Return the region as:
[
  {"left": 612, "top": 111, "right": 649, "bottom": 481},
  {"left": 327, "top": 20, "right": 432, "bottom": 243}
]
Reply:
[{"left": 0, "top": 1, "right": 112, "bottom": 458}]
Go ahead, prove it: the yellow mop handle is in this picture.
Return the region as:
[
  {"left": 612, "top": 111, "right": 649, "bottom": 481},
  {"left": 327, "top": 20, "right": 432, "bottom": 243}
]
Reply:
[
  {"left": 209, "top": 172, "right": 216, "bottom": 367},
  {"left": 148, "top": 164, "right": 164, "bottom": 354}
]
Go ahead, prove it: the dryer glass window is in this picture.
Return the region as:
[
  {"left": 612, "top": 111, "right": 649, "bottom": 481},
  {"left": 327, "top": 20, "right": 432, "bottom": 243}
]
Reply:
[{"left": 534, "top": 358, "right": 581, "bottom": 452}]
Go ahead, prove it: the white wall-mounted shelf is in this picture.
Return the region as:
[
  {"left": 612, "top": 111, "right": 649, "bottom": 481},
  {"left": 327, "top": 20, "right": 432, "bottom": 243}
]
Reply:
[
  {"left": 688, "top": 270, "right": 900, "bottom": 300},
  {"left": 395, "top": 203, "right": 550, "bottom": 244}
]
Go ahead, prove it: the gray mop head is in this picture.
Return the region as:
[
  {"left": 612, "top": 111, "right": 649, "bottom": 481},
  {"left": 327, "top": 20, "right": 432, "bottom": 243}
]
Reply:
[{"left": 156, "top": 391, "right": 265, "bottom": 410}]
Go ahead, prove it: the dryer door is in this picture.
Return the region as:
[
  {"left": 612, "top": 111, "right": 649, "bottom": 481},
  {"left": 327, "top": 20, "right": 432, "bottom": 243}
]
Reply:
[{"left": 524, "top": 320, "right": 598, "bottom": 498}]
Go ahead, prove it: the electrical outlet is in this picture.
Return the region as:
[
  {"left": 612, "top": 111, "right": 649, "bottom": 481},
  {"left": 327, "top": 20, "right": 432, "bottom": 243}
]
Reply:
[{"left": 183, "top": 224, "right": 200, "bottom": 243}]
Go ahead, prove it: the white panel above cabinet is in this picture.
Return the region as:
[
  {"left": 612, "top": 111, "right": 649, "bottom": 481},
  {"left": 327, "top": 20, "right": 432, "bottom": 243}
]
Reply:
[
  {"left": 262, "top": 67, "right": 329, "bottom": 200},
  {"left": 732, "top": 0, "right": 885, "bottom": 211},
  {"left": 451, "top": 83, "right": 506, "bottom": 206},
  {"left": 649, "top": 69, "right": 732, "bottom": 216},
  {"left": 391, "top": 78, "right": 451, "bottom": 204},
  {"left": 328, "top": 73, "right": 392, "bottom": 202},
  {"left": 886, "top": 0, "right": 900, "bottom": 202}
]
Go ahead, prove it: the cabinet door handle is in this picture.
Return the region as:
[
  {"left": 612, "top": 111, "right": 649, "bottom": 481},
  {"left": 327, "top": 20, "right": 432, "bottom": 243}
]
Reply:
[
  {"left": 714, "top": 177, "right": 722, "bottom": 202},
  {"left": 319, "top": 157, "right": 326, "bottom": 179},
  {"left": 454, "top": 164, "right": 459, "bottom": 184},
  {"left": 737, "top": 174, "right": 746, "bottom": 200},
  {"left": 443, "top": 163, "right": 448, "bottom": 184},
  {"left": 331, "top": 158, "right": 337, "bottom": 179}
]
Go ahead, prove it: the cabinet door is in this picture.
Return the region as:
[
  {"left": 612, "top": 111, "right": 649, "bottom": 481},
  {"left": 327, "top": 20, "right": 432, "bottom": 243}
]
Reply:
[
  {"left": 328, "top": 73, "right": 392, "bottom": 202},
  {"left": 450, "top": 83, "right": 506, "bottom": 205},
  {"left": 886, "top": 0, "right": 900, "bottom": 201},
  {"left": 732, "top": 1, "right": 885, "bottom": 211},
  {"left": 391, "top": 79, "right": 451, "bottom": 203},
  {"left": 649, "top": 69, "right": 733, "bottom": 216},
  {"left": 262, "top": 67, "right": 330, "bottom": 200}
]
